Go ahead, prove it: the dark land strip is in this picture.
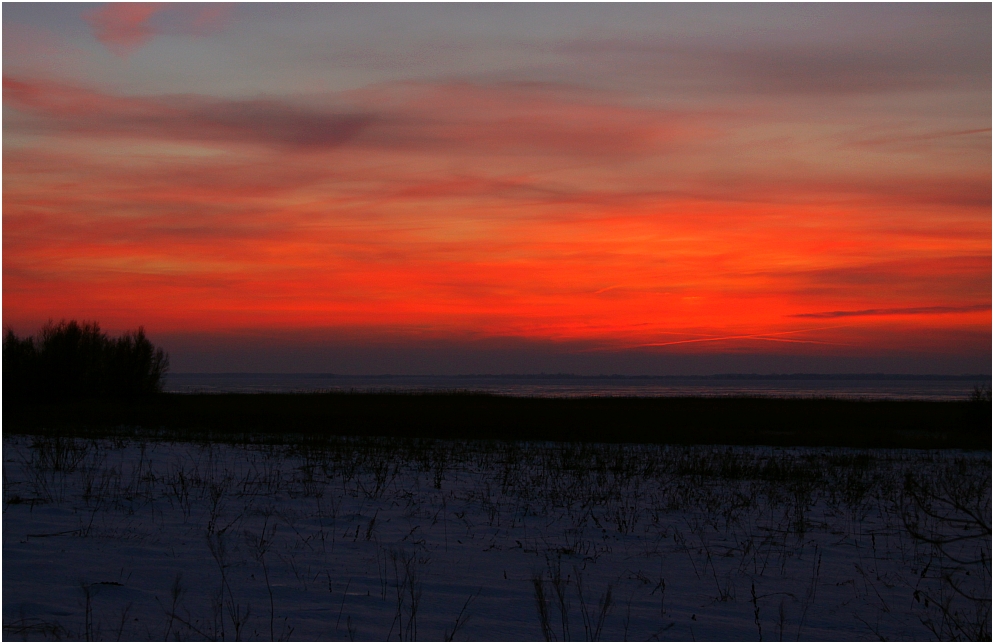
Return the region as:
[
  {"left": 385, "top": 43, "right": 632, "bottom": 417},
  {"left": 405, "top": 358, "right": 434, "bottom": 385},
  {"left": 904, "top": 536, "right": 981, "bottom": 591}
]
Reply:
[{"left": 4, "top": 393, "right": 990, "bottom": 449}]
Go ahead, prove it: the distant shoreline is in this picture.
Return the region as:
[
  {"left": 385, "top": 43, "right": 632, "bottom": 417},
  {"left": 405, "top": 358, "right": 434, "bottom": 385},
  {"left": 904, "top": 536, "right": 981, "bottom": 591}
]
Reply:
[
  {"left": 162, "top": 373, "right": 991, "bottom": 402},
  {"left": 167, "top": 372, "right": 992, "bottom": 380},
  {"left": 5, "top": 392, "right": 989, "bottom": 450}
]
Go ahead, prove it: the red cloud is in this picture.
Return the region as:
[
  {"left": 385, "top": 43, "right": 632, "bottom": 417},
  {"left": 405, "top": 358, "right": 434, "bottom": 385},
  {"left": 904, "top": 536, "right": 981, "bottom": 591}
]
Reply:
[
  {"left": 84, "top": 3, "right": 232, "bottom": 57},
  {"left": 85, "top": 3, "right": 166, "bottom": 57}
]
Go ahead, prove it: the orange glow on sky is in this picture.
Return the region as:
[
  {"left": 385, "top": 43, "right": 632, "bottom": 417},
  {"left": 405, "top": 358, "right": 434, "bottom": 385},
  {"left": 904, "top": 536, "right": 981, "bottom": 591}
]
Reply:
[{"left": 3, "top": 4, "right": 990, "bottom": 372}]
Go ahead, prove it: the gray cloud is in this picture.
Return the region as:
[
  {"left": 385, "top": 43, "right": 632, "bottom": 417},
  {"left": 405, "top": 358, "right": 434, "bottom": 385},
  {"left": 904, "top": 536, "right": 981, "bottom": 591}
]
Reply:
[
  {"left": 3, "top": 76, "right": 374, "bottom": 150},
  {"left": 556, "top": 4, "right": 991, "bottom": 97},
  {"left": 718, "top": 43, "right": 989, "bottom": 95},
  {"left": 4, "top": 76, "right": 705, "bottom": 159},
  {"left": 182, "top": 99, "right": 372, "bottom": 149}
]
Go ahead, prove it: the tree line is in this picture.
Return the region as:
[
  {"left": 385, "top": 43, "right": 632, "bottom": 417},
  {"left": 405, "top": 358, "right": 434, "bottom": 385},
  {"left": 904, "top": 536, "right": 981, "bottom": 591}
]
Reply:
[{"left": 3, "top": 320, "right": 169, "bottom": 399}]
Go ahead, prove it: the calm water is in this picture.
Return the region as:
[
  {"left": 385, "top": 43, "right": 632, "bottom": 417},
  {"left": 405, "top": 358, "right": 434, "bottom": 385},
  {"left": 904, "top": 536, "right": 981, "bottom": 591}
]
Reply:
[{"left": 163, "top": 373, "right": 990, "bottom": 400}]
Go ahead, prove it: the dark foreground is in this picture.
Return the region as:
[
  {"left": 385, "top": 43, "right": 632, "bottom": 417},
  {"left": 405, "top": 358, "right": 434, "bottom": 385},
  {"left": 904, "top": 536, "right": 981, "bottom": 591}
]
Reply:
[
  {"left": 6, "top": 392, "right": 990, "bottom": 449},
  {"left": 4, "top": 435, "right": 990, "bottom": 640}
]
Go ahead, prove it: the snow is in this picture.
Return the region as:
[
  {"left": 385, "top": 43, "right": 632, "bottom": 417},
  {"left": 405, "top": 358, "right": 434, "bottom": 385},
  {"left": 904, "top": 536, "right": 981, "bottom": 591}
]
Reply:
[{"left": 3, "top": 435, "right": 990, "bottom": 641}]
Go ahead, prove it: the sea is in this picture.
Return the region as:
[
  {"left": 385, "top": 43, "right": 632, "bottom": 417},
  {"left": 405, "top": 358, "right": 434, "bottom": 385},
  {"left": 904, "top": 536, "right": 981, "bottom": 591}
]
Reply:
[{"left": 163, "top": 373, "right": 991, "bottom": 400}]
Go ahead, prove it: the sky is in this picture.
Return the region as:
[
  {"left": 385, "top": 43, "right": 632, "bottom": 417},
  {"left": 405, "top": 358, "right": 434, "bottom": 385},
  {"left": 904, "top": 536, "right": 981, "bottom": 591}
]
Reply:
[{"left": 3, "top": 3, "right": 991, "bottom": 374}]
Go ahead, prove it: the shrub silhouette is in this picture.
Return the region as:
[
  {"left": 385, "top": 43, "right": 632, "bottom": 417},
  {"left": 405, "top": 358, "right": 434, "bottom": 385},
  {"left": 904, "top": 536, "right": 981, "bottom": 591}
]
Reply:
[{"left": 3, "top": 320, "right": 169, "bottom": 400}]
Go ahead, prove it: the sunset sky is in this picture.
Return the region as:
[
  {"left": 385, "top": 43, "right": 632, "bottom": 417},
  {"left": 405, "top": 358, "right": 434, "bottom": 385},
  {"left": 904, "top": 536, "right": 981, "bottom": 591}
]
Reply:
[{"left": 3, "top": 3, "right": 991, "bottom": 374}]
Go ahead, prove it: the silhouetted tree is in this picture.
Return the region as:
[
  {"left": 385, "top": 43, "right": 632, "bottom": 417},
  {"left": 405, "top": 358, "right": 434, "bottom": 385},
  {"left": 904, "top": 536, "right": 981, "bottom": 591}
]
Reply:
[
  {"left": 3, "top": 320, "right": 169, "bottom": 400},
  {"left": 38, "top": 320, "right": 108, "bottom": 398},
  {"left": 107, "top": 327, "right": 170, "bottom": 397},
  {"left": 3, "top": 328, "right": 38, "bottom": 400}
]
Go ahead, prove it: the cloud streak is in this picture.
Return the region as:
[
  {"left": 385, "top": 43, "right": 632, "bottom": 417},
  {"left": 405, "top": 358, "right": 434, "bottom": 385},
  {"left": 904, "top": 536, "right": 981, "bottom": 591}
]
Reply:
[
  {"left": 557, "top": 40, "right": 990, "bottom": 96},
  {"left": 3, "top": 76, "right": 374, "bottom": 150},
  {"left": 8, "top": 76, "right": 987, "bottom": 211},
  {"left": 793, "top": 304, "right": 992, "bottom": 319}
]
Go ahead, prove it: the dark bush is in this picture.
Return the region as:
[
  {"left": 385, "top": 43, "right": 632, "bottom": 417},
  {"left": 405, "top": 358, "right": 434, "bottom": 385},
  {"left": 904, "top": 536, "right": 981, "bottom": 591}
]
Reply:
[{"left": 3, "top": 320, "right": 169, "bottom": 400}]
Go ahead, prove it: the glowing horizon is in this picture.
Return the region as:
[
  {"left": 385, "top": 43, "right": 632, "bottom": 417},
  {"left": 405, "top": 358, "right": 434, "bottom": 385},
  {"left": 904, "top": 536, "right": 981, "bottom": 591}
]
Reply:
[{"left": 3, "top": 4, "right": 990, "bottom": 374}]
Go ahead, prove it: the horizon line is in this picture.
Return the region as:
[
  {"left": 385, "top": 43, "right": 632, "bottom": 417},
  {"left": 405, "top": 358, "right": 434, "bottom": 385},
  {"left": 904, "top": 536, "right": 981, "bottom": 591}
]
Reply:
[{"left": 165, "top": 372, "right": 993, "bottom": 380}]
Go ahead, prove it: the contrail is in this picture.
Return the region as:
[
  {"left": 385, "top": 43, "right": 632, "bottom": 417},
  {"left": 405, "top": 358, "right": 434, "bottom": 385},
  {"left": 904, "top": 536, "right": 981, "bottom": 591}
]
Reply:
[{"left": 635, "top": 325, "right": 851, "bottom": 348}]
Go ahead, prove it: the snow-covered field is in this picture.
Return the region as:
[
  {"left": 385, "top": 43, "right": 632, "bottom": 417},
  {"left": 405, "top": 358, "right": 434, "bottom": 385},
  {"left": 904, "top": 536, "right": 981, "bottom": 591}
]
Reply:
[{"left": 3, "top": 435, "right": 990, "bottom": 641}]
